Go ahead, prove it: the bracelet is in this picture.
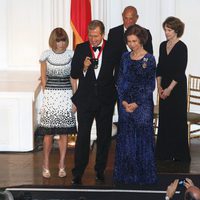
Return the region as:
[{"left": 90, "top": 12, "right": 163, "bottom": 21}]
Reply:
[{"left": 165, "top": 195, "right": 170, "bottom": 200}]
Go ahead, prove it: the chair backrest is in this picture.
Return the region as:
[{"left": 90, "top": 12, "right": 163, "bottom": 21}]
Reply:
[{"left": 187, "top": 74, "right": 200, "bottom": 112}]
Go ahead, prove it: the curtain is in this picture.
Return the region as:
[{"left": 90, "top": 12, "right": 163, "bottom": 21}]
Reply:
[{"left": 70, "top": 0, "right": 91, "bottom": 48}]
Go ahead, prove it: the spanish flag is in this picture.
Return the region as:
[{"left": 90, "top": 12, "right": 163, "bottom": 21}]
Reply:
[{"left": 70, "top": 0, "right": 91, "bottom": 48}]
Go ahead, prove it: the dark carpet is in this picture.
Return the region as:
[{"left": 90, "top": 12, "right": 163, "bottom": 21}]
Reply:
[{"left": 3, "top": 173, "right": 200, "bottom": 200}]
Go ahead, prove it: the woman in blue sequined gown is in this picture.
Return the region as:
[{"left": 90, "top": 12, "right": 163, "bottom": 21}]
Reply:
[{"left": 113, "top": 24, "right": 157, "bottom": 185}]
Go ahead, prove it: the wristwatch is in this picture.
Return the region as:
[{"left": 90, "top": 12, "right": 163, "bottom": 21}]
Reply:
[{"left": 165, "top": 195, "right": 170, "bottom": 200}]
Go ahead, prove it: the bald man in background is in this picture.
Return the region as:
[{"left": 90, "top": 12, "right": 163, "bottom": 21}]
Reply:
[{"left": 107, "top": 6, "right": 153, "bottom": 80}]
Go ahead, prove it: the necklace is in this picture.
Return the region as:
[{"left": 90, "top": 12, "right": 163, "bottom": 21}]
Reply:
[
  {"left": 166, "top": 39, "right": 179, "bottom": 54},
  {"left": 131, "top": 48, "right": 146, "bottom": 60},
  {"left": 167, "top": 38, "right": 179, "bottom": 48}
]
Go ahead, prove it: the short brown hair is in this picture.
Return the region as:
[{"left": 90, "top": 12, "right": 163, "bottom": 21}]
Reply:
[
  {"left": 49, "top": 27, "right": 69, "bottom": 50},
  {"left": 163, "top": 16, "right": 185, "bottom": 37},
  {"left": 88, "top": 20, "right": 105, "bottom": 35},
  {"left": 124, "top": 24, "right": 148, "bottom": 45}
]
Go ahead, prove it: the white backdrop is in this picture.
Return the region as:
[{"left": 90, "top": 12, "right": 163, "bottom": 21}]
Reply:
[
  {"left": 0, "top": 0, "right": 199, "bottom": 76},
  {"left": 1, "top": 0, "right": 200, "bottom": 151},
  {"left": 0, "top": 0, "right": 200, "bottom": 149}
]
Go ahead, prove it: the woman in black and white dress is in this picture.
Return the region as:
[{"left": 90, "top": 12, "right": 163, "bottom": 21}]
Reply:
[{"left": 39, "top": 28, "right": 77, "bottom": 178}]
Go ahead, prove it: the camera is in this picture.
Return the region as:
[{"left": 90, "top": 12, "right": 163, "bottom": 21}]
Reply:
[
  {"left": 179, "top": 179, "right": 185, "bottom": 186},
  {"left": 90, "top": 58, "right": 99, "bottom": 69}
]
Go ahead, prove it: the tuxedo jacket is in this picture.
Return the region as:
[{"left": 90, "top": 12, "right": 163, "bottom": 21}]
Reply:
[
  {"left": 70, "top": 40, "right": 117, "bottom": 111},
  {"left": 107, "top": 24, "right": 153, "bottom": 57}
]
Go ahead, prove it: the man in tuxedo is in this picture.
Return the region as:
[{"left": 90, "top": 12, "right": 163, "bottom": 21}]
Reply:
[
  {"left": 70, "top": 20, "right": 117, "bottom": 184},
  {"left": 107, "top": 6, "right": 153, "bottom": 79}
]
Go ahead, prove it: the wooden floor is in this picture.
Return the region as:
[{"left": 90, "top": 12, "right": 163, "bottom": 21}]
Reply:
[{"left": 0, "top": 137, "right": 200, "bottom": 189}]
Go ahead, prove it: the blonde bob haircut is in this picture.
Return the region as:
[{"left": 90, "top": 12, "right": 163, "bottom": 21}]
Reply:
[{"left": 49, "top": 27, "right": 69, "bottom": 50}]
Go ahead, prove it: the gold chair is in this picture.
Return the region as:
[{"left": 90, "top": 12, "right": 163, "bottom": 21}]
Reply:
[
  {"left": 187, "top": 74, "right": 200, "bottom": 143},
  {"left": 153, "top": 92, "right": 159, "bottom": 135}
]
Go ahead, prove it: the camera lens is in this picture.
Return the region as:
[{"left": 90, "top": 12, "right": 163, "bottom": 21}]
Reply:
[{"left": 179, "top": 180, "right": 185, "bottom": 186}]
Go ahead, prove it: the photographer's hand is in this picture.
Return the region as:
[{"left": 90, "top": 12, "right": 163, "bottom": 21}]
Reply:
[
  {"left": 184, "top": 178, "right": 194, "bottom": 189},
  {"left": 83, "top": 56, "right": 91, "bottom": 72},
  {"left": 166, "top": 179, "right": 179, "bottom": 199}
]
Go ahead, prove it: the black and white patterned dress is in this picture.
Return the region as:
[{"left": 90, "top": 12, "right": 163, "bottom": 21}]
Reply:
[{"left": 38, "top": 49, "right": 77, "bottom": 135}]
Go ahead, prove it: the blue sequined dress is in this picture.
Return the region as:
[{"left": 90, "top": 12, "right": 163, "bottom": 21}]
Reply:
[{"left": 113, "top": 52, "right": 157, "bottom": 185}]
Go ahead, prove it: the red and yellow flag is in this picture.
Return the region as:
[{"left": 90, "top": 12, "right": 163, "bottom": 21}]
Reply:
[{"left": 70, "top": 0, "right": 91, "bottom": 48}]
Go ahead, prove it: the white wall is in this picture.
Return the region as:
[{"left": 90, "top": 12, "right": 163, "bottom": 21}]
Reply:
[
  {"left": 175, "top": 0, "right": 200, "bottom": 76},
  {"left": 0, "top": 0, "right": 71, "bottom": 71},
  {"left": 0, "top": 0, "right": 199, "bottom": 76}
]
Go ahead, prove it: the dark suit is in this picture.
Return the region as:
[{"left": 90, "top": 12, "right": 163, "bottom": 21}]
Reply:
[
  {"left": 71, "top": 40, "right": 117, "bottom": 178},
  {"left": 107, "top": 24, "right": 153, "bottom": 80}
]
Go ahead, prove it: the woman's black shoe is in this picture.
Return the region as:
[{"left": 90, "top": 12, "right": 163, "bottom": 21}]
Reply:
[
  {"left": 72, "top": 176, "right": 82, "bottom": 185},
  {"left": 96, "top": 172, "right": 105, "bottom": 182}
]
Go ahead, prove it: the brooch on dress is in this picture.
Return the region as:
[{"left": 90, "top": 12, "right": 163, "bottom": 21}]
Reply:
[{"left": 142, "top": 57, "right": 148, "bottom": 68}]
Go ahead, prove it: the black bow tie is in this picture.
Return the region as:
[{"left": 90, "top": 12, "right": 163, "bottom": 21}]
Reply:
[{"left": 92, "top": 46, "right": 101, "bottom": 52}]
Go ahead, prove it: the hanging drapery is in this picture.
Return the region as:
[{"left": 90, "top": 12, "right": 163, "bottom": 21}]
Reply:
[{"left": 70, "top": 0, "right": 91, "bottom": 49}]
